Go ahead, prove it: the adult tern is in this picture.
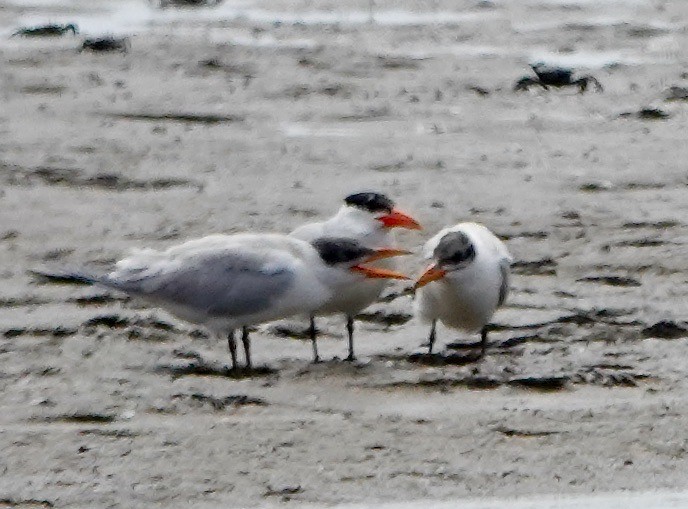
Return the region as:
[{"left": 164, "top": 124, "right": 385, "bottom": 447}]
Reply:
[
  {"left": 290, "top": 191, "right": 421, "bottom": 361},
  {"left": 36, "top": 233, "right": 409, "bottom": 369}
]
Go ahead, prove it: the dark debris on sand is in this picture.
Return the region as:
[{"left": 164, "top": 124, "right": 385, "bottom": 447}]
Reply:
[
  {"left": 2, "top": 163, "right": 200, "bottom": 191},
  {"left": 577, "top": 275, "right": 642, "bottom": 287},
  {"left": 35, "top": 412, "right": 116, "bottom": 424},
  {"left": 511, "top": 258, "right": 557, "bottom": 275},
  {"left": 170, "top": 393, "right": 266, "bottom": 411},
  {"left": 618, "top": 107, "right": 670, "bottom": 120},
  {"left": 357, "top": 310, "right": 413, "bottom": 327},
  {"left": 642, "top": 321, "right": 688, "bottom": 340}
]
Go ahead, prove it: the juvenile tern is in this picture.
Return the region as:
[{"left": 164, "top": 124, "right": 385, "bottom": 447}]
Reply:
[{"left": 414, "top": 222, "right": 512, "bottom": 357}]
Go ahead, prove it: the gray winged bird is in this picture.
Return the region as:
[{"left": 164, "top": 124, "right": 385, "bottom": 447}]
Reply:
[
  {"left": 290, "top": 192, "right": 421, "bottom": 361},
  {"left": 414, "top": 223, "right": 512, "bottom": 357},
  {"left": 37, "top": 233, "right": 409, "bottom": 370}
]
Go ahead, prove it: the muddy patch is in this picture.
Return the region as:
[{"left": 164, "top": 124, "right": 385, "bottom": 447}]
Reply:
[
  {"left": 0, "top": 296, "right": 48, "bottom": 307},
  {"left": 274, "top": 83, "right": 354, "bottom": 100},
  {"left": 357, "top": 310, "right": 413, "bottom": 327},
  {"left": 508, "top": 375, "right": 569, "bottom": 391},
  {"left": 404, "top": 351, "right": 483, "bottom": 366},
  {"left": 577, "top": 275, "right": 642, "bottom": 287},
  {"left": 3, "top": 327, "right": 77, "bottom": 339},
  {"left": 82, "top": 314, "right": 176, "bottom": 331},
  {"left": 511, "top": 258, "right": 557, "bottom": 275},
  {"left": 34, "top": 412, "right": 116, "bottom": 424},
  {"left": 497, "top": 230, "right": 549, "bottom": 240},
  {"left": 618, "top": 107, "right": 670, "bottom": 120},
  {"left": 374, "top": 375, "right": 503, "bottom": 392},
  {"left": 572, "top": 365, "right": 653, "bottom": 387},
  {"left": 155, "top": 0, "right": 224, "bottom": 8},
  {"left": 496, "top": 333, "right": 560, "bottom": 348},
  {"left": 198, "top": 58, "right": 255, "bottom": 75},
  {"left": 368, "top": 364, "right": 653, "bottom": 392},
  {"left": 68, "top": 294, "right": 128, "bottom": 307},
  {"left": 370, "top": 160, "right": 408, "bottom": 173},
  {"left": 164, "top": 392, "right": 266, "bottom": 412},
  {"left": 0, "top": 499, "right": 54, "bottom": 508},
  {"left": 263, "top": 485, "right": 303, "bottom": 500},
  {"left": 79, "top": 428, "right": 140, "bottom": 438},
  {"left": 2, "top": 164, "right": 200, "bottom": 191},
  {"left": 606, "top": 238, "right": 669, "bottom": 248},
  {"left": 377, "top": 56, "right": 422, "bottom": 70},
  {"left": 333, "top": 106, "right": 391, "bottom": 122},
  {"left": 622, "top": 220, "right": 680, "bottom": 229},
  {"left": 493, "top": 425, "right": 562, "bottom": 437},
  {"left": 106, "top": 112, "right": 245, "bottom": 124},
  {"left": 642, "top": 321, "right": 688, "bottom": 340},
  {"left": 21, "top": 85, "right": 67, "bottom": 95},
  {"left": 665, "top": 86, "right": 688, "bottom": 102},
  {"left": 269, "top": 323, "right": 314, "bottom": 340}
]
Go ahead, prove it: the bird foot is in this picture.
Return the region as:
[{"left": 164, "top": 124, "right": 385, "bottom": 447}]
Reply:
[{"left": 344, "top": 355, "right": 357, "bottom": 362}]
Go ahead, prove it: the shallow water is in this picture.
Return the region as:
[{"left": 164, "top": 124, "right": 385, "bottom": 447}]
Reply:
[
  {"left": 316, "top": 491, "right": 688, "bottom": 509},
  {"left": 5, "top": 0, "right": 682, "bottom": 70},
  {"left": 8, "top": 2, "right": 501, "bottom": 36}
]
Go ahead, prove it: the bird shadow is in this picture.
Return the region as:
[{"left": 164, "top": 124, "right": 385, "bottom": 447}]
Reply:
[
  {"left": 445, "top": 341, "right": 485, "bottom": 351},
  {"left": 406, "top": 351, "right": 483, "bottom": 366},
  {"left": 376, "top": 350, "right": 483, "bottom": 367},
  {"left": 155, "top": 359, "right": 277, "bottom": 380}
]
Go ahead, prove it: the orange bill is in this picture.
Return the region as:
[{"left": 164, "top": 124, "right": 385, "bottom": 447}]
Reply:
[
  {"left": 351, "top": 265, "right": 410, "bottom": 280},
  {"left": 364, "top": 247, "right": 412, "bottom": 263},
  {"left": 378, "top": 208, "right": 422, "bottom": 230},
  {"left": 414, "top": 263, "right": 447, "bottom": 289}
]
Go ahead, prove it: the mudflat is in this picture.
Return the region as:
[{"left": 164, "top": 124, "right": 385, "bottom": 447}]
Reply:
[{"left": 1, "top": 0, "right": 688, "bottom": 507}]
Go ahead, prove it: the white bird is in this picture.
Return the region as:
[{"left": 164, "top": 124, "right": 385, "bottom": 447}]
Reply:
[
  {"left": 414, "top": 222, "right": 512, "bottom": 357},
  {"left": 290, "top": 191, "right": 421, "bottom": 361},
  {"left": 36, "top": 233, "right": 409, "bottom": 370}
]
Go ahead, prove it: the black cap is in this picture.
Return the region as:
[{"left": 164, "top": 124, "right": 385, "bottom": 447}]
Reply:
[
  {"left": 311, "top": 237, "right": 374, "bottom": 266},
  {"left": 344, "top": 192, "right": 394, "bottom": 213}
]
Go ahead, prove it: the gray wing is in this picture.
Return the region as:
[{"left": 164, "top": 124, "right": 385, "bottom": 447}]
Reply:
[
  {"left": 497, "top": 258, "right": 511, "bottom": 307},
  {"left": 107, "top": 251, "right": 295, "bottom": 317}
]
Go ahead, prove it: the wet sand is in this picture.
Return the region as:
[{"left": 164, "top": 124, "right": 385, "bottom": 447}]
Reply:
[{"left": 1, "top": 0, "right": 688, "bottom": 507}]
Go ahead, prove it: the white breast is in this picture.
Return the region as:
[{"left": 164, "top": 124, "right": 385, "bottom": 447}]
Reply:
[
  {"left": 415, "top": 223, "right": 511, "bottom": 332},
  {"left": 290, "top": 207, "right": 395, "bottom": 315}
]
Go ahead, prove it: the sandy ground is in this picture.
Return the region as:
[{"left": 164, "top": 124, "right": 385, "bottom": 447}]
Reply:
[{"left": 1, "top": 0, "right": 688, "bottom": 507}]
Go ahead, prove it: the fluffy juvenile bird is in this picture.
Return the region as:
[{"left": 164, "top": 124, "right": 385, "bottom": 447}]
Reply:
[
  {"left": 414, "top": 223, "right": 512, "bottom": 357},
  {"left": 36, "top": 234, "right": 409, "bottom": 370},
  {"left": 290, "top": 191, "right": 421, "bottom": 361}
]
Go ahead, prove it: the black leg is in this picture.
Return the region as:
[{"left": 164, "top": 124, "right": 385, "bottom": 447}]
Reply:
[
  {"left": 227, "top": 330, "right": 237, "bottom": 370},
  {"left": 345, "top": 315, "right": 355, "bottom": 362},
  {"left": 309, "top": 315, "right": 320, "bottom": 363},
  {"left": 428, "top": 320, "right": 437, "bottom": 354},
  {"left": 241, "top": 326, "right": 251, "bottom": 369},
  {"left": 479, "top": 327, "right": 488, "bottom": 358}
]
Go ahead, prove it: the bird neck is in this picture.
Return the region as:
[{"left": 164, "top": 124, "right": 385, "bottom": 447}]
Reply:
[{"left": 333, "top": 206, "right": 385, "bottom": 238}]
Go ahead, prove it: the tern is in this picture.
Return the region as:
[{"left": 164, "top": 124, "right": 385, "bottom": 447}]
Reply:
[
  {"left": 35, "top": 234, "right": 409, "bottom": 370},
  {"left": 414, "top": 222, "right": 512, "bottom": 357},
  {"left": 290, "top": 192, "right": 421, "bottom": 361}
]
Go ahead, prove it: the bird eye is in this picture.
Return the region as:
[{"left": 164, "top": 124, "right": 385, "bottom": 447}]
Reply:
[{"left": 447, "top": 244, "right": 475, "bottom": 265}]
